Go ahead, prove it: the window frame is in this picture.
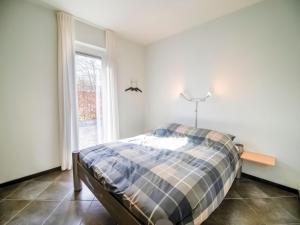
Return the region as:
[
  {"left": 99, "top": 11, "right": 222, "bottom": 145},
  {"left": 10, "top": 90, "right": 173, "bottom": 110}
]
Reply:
[
  {"left": 75, "top": 41, "right": 106, "bottom": 61},
  {"left": 75, "top": 43, "right": 106, "bottom": 149},
  {"left": 75, "top": 51, "right": 102, "bottom": 61}
]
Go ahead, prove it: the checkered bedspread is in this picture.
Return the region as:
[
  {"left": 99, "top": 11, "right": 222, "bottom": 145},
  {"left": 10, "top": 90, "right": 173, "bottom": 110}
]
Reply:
[{"left": 79, "top": 123, "right": 240, "bottom": 225}]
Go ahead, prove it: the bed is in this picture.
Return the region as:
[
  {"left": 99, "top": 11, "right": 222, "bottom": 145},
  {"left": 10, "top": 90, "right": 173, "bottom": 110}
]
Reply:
[{"left": 72, "top": 123, "right": 241, "bottom": 225}]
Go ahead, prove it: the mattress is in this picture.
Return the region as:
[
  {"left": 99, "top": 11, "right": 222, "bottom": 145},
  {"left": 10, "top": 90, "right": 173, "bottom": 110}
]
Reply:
[{"left": 79, "top": 123, "right": 240, "bottom": 225}]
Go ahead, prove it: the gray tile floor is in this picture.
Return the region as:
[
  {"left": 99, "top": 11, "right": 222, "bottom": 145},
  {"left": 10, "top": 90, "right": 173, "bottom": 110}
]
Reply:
[{"left": 0, "top": 170, "right": 299, "bottom": 225}]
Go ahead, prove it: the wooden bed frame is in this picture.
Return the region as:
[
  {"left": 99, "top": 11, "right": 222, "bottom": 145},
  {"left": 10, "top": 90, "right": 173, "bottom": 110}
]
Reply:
[
  {"left": 72, "top": 151, "right": 173, "bottom": 225},
  {"left": 73, "top": 150, "right": 242, "bottom": 225}
]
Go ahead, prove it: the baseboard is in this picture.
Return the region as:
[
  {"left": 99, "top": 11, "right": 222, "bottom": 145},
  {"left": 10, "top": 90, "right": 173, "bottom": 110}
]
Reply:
[
  {"left": 241, "top": 172, "right": 299, "bottom": 197},
  {"left": 0, "top": 166, "right": 61, "bottom": 188}
]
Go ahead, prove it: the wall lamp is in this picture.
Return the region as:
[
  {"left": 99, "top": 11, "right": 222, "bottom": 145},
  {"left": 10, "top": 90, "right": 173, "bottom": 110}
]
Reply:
[{"left": 180, "top": 91, "right": 212, "bottom": 128}]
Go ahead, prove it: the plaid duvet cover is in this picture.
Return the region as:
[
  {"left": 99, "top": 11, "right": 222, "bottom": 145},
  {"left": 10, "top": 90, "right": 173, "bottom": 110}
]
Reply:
[{"left": 79, "top": 123, "right": 240, "bottom": 225}]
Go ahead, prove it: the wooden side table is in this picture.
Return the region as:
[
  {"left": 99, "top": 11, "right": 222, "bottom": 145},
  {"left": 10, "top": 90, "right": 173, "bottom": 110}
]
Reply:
[
  {"left": 236, "top": 150, "right": 275, "bottom": 179},
  {"left": 241, "top": 150, "right": 276, "bottom": 166}
]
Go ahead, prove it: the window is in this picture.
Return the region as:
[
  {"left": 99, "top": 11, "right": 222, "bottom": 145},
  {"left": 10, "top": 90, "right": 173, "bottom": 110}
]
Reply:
[{"left": 75, "top": 52, "right": 103, "bottom": 149}]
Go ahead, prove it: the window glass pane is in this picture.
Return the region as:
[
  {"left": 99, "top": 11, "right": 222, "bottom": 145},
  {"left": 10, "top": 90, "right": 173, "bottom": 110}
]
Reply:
[{"left": 75, "top": 53, "right": 103, "bottom": 149}]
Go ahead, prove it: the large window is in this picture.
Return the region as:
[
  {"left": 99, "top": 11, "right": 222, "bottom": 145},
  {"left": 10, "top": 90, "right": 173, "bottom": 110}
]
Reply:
[{"left": 75, "top": 52, "right": 103, "bottom": 149}]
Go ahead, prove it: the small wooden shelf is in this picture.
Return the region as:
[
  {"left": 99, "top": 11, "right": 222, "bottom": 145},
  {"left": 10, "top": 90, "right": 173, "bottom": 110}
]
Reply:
[{"left": 241, "top": 150, "right": 276, "bottom": 166}]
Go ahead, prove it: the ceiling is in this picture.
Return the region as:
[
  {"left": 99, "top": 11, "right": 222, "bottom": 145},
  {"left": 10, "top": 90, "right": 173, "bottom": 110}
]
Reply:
[{"left": 32, "top": 0, "right": 264, "bottom": 45}]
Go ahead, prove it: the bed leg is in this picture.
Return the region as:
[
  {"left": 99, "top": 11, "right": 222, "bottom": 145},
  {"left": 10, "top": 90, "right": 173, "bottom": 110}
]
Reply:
[
  {"left": 72, "top": 151, "right": 82, "bottom": 192},
  {"left": 236, "top": 163, "right": 242, "bottom": 179}
]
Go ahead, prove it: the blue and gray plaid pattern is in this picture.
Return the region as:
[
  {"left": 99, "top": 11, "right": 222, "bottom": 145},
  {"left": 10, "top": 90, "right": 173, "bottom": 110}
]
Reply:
[{"left": 80, "top": 123, "right": 240, "bottom": 225}]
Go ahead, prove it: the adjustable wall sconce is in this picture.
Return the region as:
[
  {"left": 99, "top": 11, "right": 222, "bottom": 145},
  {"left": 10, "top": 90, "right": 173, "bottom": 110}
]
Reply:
[{"left": 180, "top": 91, "right": 212, "bottom": 128}]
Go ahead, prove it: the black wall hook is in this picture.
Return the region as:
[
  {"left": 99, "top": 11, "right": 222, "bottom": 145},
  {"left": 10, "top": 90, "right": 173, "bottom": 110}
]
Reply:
[{"left": 125, "top": 80, "right": 142, "bottom": 93}]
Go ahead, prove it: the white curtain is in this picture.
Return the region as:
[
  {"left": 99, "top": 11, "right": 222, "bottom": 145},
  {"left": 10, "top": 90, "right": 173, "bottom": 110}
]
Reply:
[
  {"left": 57, "top": 12, "right": 79, "bottom": 170},
  {"left": 102, "top": 31, "right": 120, "bottom": 142}
]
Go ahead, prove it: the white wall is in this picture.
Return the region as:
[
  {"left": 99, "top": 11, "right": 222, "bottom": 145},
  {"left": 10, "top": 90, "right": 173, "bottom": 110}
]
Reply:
[
  {"left": 0, "top": 0, "right": 145, "bottom": 183},
  {"left": 0, "top": 0, "right": 60, "bottom": 183},
  {"left": 145, "top": 0, "right": 300, "bottom": 190},
  {"left": 116, "top": 36, "right": 145, "bottom": 138}
]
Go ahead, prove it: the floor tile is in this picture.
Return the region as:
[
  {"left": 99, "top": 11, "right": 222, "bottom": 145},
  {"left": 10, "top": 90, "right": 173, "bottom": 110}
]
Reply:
[
  {"left": 204, "top": 199, "right": 263, "bottom": 225},
  {"left": 43, "top": 200, "right": 91, "bottom": 225},
  {"left": 36, "top": 181, "right": 72, "bottom": 201},
  {"left": 247, "top": 197, "right": 300, "bottom": 224},
  {"left": 7, "top": 180, "right": 51, "bottom": 200},
  {"left": 33, "top": 171, "right": 62, "bottom": 182},
  {"left": 225, "top": 181, "right": 242, "bottom": 199},
  {"left": 234, "top": 178, "right": 269, "bottom": 198},
  {"left": 201, "top": 217, "right": 218, "bottom": 225},
  {"left": 272, "top": 224, "right": 300, "bottom": 225},
  {"left": 0, "top": 183, "right": 21, "bottom": 200},
  {"left": 255, "top": 181, "right": 297, "bottom": 197},
  {"left": 55, "top": 171, "right": 73, "bottom": 183},
  {"left": 67, "top": 184, "right": 95, "bottom": 201},
  {"left": 2, "top": 171, "right": 299, "bottom": 225},
  {"left": 275, "top": 197, "right": 300, "bottom": 221},
  {"left": 80, "top": 201, "right": 117, "bottom": 225},
  {"left": 0, "top": 200, "right": 30, "bottom": 224},
  {"left": 7, "top": 200, "right": 60, "bottom": 225}
]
